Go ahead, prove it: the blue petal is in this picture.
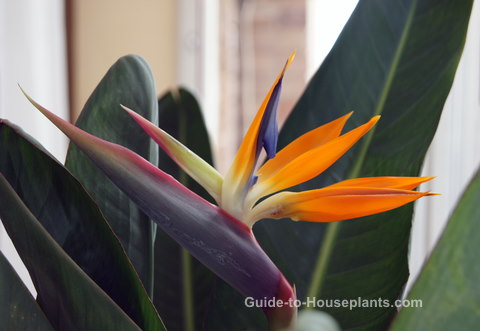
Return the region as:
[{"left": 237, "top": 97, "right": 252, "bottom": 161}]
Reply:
[{"left": 256, "top": 78, "right": 282, "bottom": 160}]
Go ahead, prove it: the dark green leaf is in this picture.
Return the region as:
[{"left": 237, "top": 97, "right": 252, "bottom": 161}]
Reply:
[
  {"left": 153, "top": 88, "right": 216, "bottom": 331},
  {"left": 0, "top": 251, "right": 53, "bottom": 331},
  {"left": 390, "top": 167, "right": 480, "bottom": 330},
  {"left": 65, "top": 55, "right": 158, "bottom": 292},
  {"left": 253, "top": 0, "right": 473, "bottom": 329},
  {"left": 0, "top": 174, "right": 141, "bottom": 331},
  {"left": 0, "top": 120, "right": 165, "bottom": 330}
]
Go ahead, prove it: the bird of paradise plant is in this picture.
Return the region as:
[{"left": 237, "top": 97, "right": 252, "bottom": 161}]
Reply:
[
  {"left": 0, "top": 1, "right": 474, "bottom": 330},
  {"left": 20, "top": 51, "right": 434, "bottom": 330}
]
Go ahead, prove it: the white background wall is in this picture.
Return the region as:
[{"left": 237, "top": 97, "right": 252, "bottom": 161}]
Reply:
[
  {"left": 0, "top": 0, "right": 69, "bottom": 295},
  {"left": 409, "top": 1, "right": 480, "bottom": 291},
  {"left": 176, "top": 0, "right": 220, "bottom": 147}
]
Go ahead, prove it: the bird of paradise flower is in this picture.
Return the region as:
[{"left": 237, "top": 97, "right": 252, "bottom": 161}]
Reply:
[
  {"left": 121, "top": 52, "right": 434, "bottom": 228},
  {"left": 21, "top": 52, "right": 434, "bottom": 330}
]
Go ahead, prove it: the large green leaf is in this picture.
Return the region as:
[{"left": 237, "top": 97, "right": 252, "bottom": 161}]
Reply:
[
  {"left": 0, "top": 174, "right": 141, "bottom": 331},
  {"left": 390, "top": 168, "right": 480, "bottom": 330},
  {"left": 0, "top": 120, "right": 165, "bottom": 330},
  {"left": 153, "top": 88, "right": 215, "bottom": 331},
  {"left": 252, "top": 0, "right": 473, "bottom": 329},
  {"left": 65, "top": 55, "right": 158, "bottom": 292},
  {"left": 0, "top": 251, "right": 53, "bottom": 331}
]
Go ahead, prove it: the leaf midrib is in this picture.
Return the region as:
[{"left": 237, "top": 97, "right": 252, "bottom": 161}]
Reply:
[{"left": 305, "top": 0, "right": 419, "bottom": 300}]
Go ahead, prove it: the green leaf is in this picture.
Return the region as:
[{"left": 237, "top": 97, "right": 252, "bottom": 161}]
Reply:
[
  {"left": 0, "top": 174, "right": 141, "bottom": 331},
  {"left": 65, "top": 55, "right": 158, "bottom": 292},
  {"left": 0, "top": 120, "right": 165, "bottom": 330},
  {"left": 0, "top": 251, "right": 54, "bottom": 331},
  {"left": 153, "top": 88, "right": 216, "bottom": 331},
  {"left": 390, "top": 167, "right": 480, "bottom": 330},
  {"left": 253, "top": 0, "right": 473, "bottom": 329}
]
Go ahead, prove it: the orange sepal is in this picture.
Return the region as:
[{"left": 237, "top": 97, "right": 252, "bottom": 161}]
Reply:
[
  {"left": 329, "top": 176, "right": 435, "bottom": 190},
  {"left": 248, "top": 186, "right": 434, "bottom": 225},
  {"left": 257, "top": 112, "right": 353, "bottom": 179},
  {"left": 221, "top": 52, "right": 295, "bottom": 216}
]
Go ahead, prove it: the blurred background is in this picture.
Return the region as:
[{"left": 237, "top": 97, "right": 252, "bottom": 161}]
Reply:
[{"left": 1, "top": 0, "right": 479, "bottom": 296}]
